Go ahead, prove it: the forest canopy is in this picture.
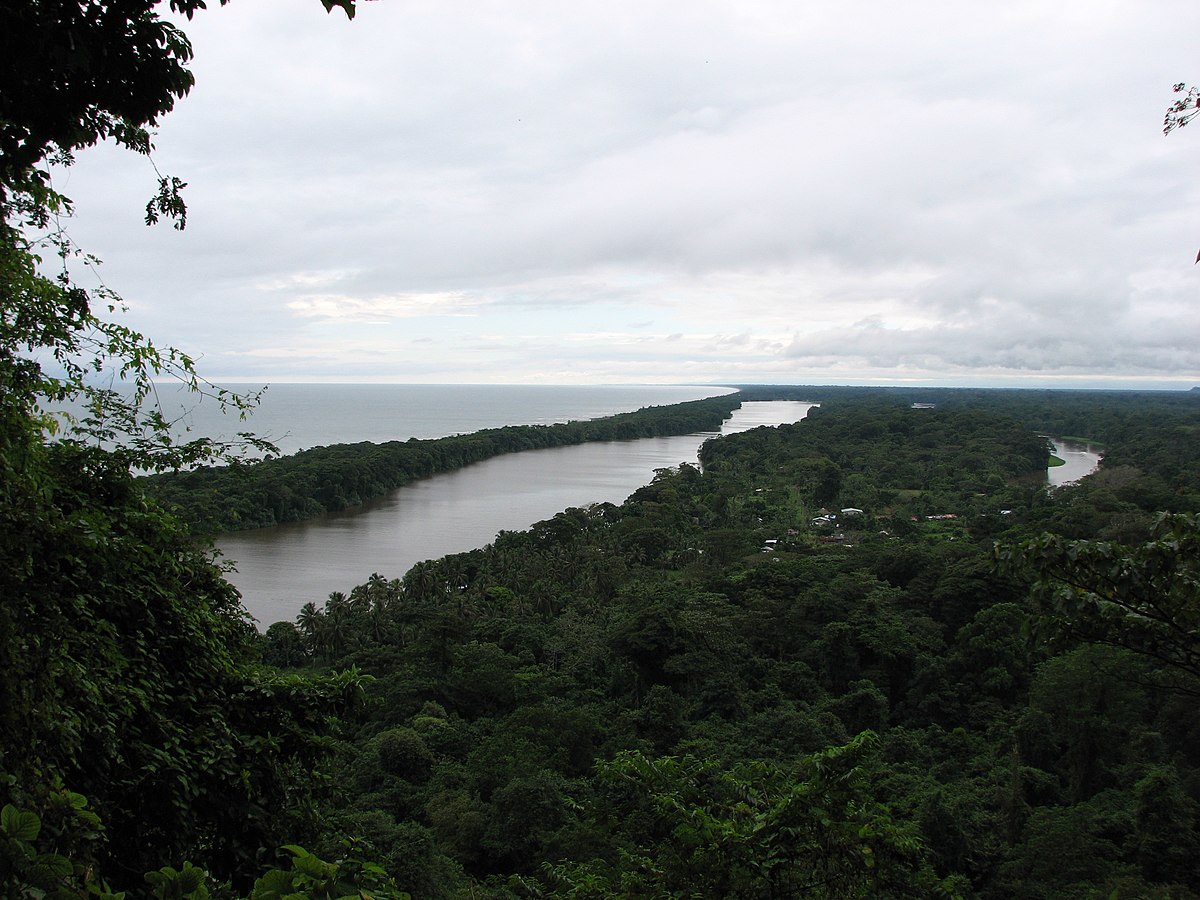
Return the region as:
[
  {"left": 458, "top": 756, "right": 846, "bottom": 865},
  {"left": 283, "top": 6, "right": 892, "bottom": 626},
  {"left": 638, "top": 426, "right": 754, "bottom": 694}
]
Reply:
[{"left": 244, "top": 391, "right": 1200, "bottom": 898}]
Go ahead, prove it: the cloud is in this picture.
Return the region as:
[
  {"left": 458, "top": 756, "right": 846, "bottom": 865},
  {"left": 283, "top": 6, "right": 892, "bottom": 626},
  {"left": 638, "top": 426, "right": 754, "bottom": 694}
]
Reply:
[
  {"left": 256, "top": 270, "right": 359, "bottom": 292},
  {"left": 286, "top": 292, "right": 483, "bottom": 321},
  {"left": 48, "top": 0, "right": 1200, "bottom": 387},
  {"left": 785, "top": 305, "right": 1200, "bottom": 375}
]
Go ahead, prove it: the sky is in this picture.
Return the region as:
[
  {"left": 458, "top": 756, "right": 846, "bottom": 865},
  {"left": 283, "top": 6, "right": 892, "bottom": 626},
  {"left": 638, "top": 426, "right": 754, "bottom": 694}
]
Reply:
[{"left": 53, "top": 0, "right": 1200, "bottom": 388}]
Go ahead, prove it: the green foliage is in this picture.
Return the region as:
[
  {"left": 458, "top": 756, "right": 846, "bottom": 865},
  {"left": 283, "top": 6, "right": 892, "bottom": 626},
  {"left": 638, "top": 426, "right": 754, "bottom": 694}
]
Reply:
[
  {"left": 0, "top": 412, "right": 376, "bottom": 881},
  {"left": 536, "top": 733, "right": 953, "bottom": 898},
  {"left": 250, "top": 843, "right": 410, "bottom": 900},
  {"left": 0, "top": 0, "right": 391, "bottom": 889},
  {"left": 275, "top": 392, "right": 1200, "bottom": 898},
  {"left": 1002, "top": 512, "right": 1200, "bottom": 686},
  {"left": 1, "top": 796, "right": 121, "bottom": 899},
  {"left": 1, "top": 798, "right": 410, "bottom": 900},
  {"left": 144, "top": 863, "right": 210, "bottom": 900},
  {"left": 1, "top": 0, "right": 359, "bottom": 473},
  {"left": 0, "top": 0, "right": 355, "bottom": 197}
]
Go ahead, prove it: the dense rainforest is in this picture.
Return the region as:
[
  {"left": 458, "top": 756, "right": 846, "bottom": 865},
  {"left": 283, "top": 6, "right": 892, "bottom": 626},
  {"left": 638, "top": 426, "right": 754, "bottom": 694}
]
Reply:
[
  {"left": 239, "top": 389, "right": 1200, "bottom": 899},
  {"left": 12, "top": 378, "right": 1200, "bottom": 897}
]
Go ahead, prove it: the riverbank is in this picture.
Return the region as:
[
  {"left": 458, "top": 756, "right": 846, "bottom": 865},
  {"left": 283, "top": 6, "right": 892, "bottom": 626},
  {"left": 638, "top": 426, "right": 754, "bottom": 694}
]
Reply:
[{"left": 1058, "top": 435, "right": 1105, "bottom": 448}]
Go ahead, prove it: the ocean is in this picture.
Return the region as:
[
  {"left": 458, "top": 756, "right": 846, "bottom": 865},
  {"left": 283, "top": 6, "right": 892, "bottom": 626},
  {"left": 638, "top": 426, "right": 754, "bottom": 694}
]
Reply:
[{"left": 139, "top": 383, "right": 739, "bottom": 456}]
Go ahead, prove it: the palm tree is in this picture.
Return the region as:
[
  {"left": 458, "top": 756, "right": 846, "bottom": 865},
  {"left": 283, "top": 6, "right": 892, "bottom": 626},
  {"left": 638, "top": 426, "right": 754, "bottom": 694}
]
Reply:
[
  {"left": 296, "top": 601, "right": 321, "bottom": 656},
  {"left": 365, "top": 572, "right": 390, "bottom": 606},
  {"left": 324, "top": 591, "right": 351, "bottom": 658},
  {"left": 403, "top": 561, "right": 440, "bottom": 604}
]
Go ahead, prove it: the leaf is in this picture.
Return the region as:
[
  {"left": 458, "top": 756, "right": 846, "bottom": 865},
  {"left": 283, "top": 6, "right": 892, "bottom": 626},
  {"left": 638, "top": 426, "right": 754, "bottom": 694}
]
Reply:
[
  {"left": 30, "top": 852, "right": 74, "bottom": 879},
  {"left": 319, "top": 0, "right": 356, "bottom": 18},
  {"left": 1, "top": 804, "right": 41, "bottom": 842},
  {"left": 179, "top": 863, "right": 206, "bottom": 893},
  {"left": 293, "top": 853, "right": 333, "bottom": 879},
  {"left": 250, "top": 868, "right": 295, "bottom": 898}
]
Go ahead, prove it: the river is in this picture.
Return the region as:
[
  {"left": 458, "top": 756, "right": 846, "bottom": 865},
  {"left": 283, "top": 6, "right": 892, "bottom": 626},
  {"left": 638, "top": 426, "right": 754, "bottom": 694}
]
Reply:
[
  {"left": 1047, "top": 438, "right": 1103, "bottom": 487},
  {"left": 219, "top": 400, "right": 817, "bottom": 626},
  {"left": 220, "top": 408, "right": 1101, "bottom": 627}
]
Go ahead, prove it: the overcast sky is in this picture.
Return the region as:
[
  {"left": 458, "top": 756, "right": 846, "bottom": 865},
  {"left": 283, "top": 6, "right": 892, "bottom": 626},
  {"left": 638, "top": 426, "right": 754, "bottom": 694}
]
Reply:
[{"left": 55, "top": 0, "right": 1200, "bottom": 388}]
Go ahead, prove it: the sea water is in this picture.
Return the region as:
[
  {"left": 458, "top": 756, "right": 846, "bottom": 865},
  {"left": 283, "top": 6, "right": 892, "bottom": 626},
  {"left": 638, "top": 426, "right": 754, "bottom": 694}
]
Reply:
[{"left": 139, "top": 383, "right": 738, "bottom": 455}]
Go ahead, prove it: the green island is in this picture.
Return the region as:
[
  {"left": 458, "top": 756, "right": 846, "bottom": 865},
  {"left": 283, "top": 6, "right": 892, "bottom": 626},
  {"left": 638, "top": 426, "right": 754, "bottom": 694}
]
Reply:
[
  {"left": 141, "top": 393, "right": 743, "bottom": 533},
  {"left": 1048, "top": 455, "right": 1066, "bottom": 467}
]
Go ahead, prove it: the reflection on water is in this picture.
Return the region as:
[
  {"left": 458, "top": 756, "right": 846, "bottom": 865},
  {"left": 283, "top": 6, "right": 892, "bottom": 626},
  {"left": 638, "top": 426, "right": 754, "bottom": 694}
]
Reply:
[
  {"left": 1047, "top": 438, "right": 1103, "bottom": 487},
  {"left": 218, "top": 401, "right": 816, "bottom": 626}
]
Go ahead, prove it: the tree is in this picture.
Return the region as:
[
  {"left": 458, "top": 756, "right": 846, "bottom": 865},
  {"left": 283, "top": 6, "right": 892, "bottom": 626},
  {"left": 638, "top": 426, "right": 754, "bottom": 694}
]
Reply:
[
  {"left": 0, "top": 430, "right": 373, "bottom": 883},
  {"left": 0, "top": 0, "right": 368, "bottom": 886},
  {"left": 1, "top": 0, "right": 356, "bottom": 471},
  {"left": 539, "top": 733, "right": 957, "bottom": 898},
  {"left": 297, "top": 600, "right": 323, "bottom": 655},
  {"left": 1, "top": 0, "right": 357, "bottom": 194},
  {"left": 1000, "top": 513, "right": 1200, "bottom": 690},
  {"left": 1163, "top": 82, "right": 1200, "bottom": 262},
  {"left": 263, "top": 620, "right": 307, "bottom": 667}
]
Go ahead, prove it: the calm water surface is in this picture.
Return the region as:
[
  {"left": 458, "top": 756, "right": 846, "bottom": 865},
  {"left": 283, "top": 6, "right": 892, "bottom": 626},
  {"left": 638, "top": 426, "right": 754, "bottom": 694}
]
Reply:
[
  {"left": 1047, "top": 438, "right": 1103, "bottom": 487},
  {"left": 219, "top": 401, "right": 815, "bottom": 626}
]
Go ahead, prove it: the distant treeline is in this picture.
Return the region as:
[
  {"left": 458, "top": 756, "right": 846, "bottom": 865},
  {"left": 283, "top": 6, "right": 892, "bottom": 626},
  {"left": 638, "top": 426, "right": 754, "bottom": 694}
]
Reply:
[
  {"left": 734, "top": 384, "right": 1199, "bottom": 445},
  {"left": 737, "top": 385, "right": 1200, "bottom": 499},
  {"left": 699, "top": 401, "right": 1050, "bottom": 512},
  {"left": 143, "top": 393, "right": 742, "bottom": 533}
]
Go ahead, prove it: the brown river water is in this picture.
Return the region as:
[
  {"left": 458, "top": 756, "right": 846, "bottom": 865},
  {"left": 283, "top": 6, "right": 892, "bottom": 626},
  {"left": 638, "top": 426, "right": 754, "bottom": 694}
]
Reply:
[{"left": 218, "top": 401, "right": 817, "bottom": 626}]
